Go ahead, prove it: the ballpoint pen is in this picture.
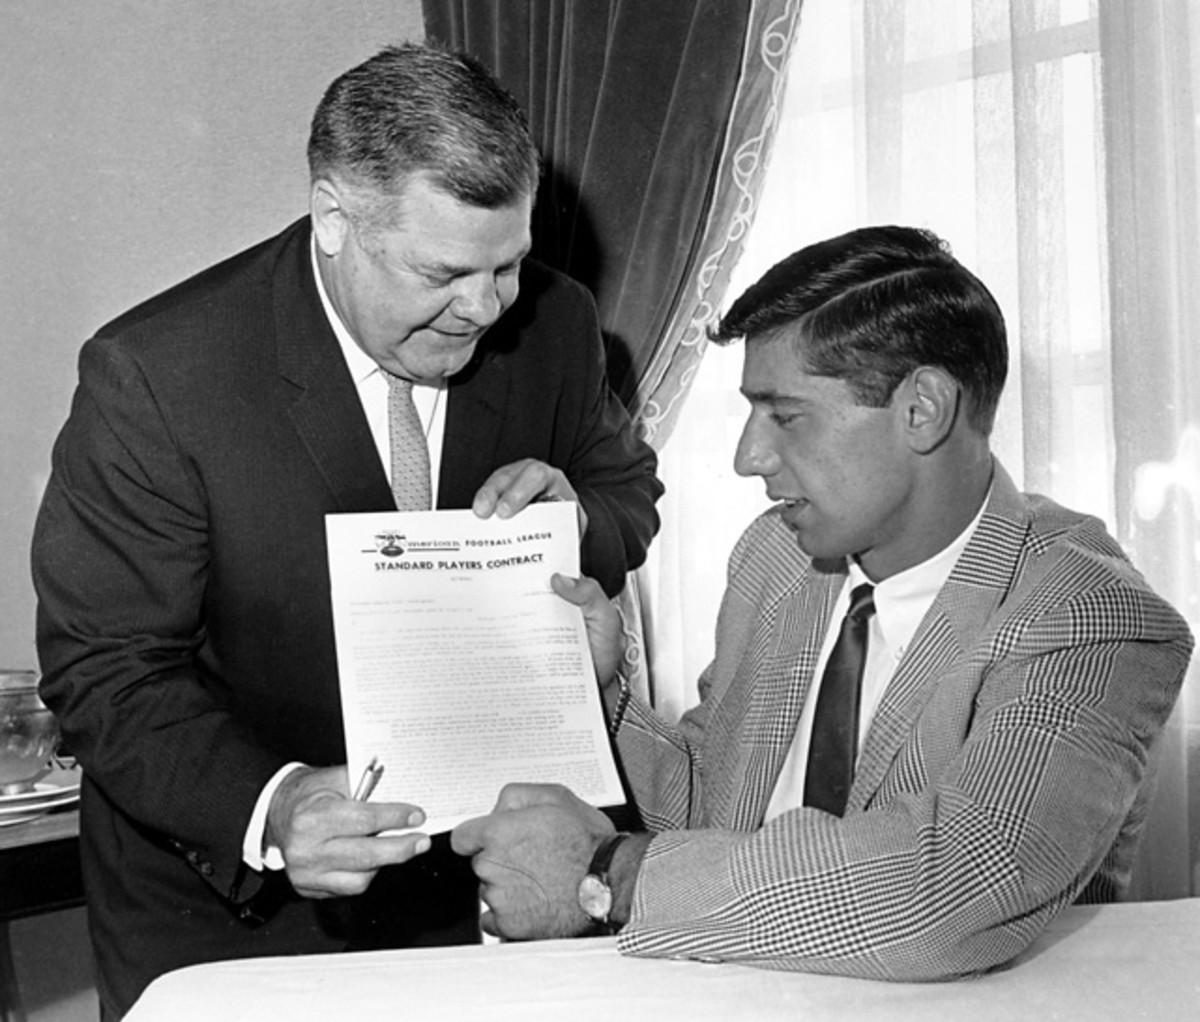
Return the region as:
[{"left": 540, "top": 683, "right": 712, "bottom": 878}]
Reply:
[{"left": 352, "top": 756, "right": 385, "bottom": 801}]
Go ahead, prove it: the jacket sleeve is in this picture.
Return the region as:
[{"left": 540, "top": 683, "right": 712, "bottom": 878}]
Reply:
[
  {"left": 555, "top": 282, "right": 663, "bottom": 597},
  {"left": 32, "top": 336, "right": 282, "bottom": 903},
  {"left": 612, "top": 514, "right": 782, "bottom": 831},
  {"left": 611, "top": 550, "right": 1192, "bottom": 978}
]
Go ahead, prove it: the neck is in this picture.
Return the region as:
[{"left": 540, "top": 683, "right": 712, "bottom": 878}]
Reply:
[{"left": 857, "top": 445, "right": 993, "bottom": 583}]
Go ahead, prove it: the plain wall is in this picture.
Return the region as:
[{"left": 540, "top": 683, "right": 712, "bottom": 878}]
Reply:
[{"left": 0, "top": 0, "right": 426, "bottom": 669}]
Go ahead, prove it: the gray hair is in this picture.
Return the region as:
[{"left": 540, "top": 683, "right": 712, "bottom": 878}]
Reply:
[{"left": 307, "top": 42, "right": 540, "bottom": 219}]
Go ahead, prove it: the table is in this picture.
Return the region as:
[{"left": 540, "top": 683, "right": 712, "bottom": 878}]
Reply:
[
  {"left": 126, "top": 898, "right": 1200, "bottom": 1021},
  {"left": 0, "top": 810, "right": 84, "bottom": 1022}
]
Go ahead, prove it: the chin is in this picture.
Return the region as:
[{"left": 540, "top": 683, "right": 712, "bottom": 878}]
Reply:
[
  {"left": 404, "top": 351, "right": 478, "bottom": 383},
  {"left": 785, "top": 524, "right": 849, "bottom": 563},
  {"left": 445, "top": 347, "right": 483, "bottom": 377}
]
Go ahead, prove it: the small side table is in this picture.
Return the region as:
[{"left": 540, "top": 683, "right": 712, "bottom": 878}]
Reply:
[{"left": 0, "top": 811, "right": 84, "bottom": 1022}]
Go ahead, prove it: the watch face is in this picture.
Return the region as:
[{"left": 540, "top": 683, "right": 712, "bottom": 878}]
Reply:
[{"left": 578, "top": 873, "right": 614, "bottom": 922}]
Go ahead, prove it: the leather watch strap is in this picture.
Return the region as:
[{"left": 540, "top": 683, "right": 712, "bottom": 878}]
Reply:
[
  {"left": 588, "top": 832, "right": 628, "bottom": 879},
  {"left": 578, "top": 832, "right": 629, "bottom": 933}
]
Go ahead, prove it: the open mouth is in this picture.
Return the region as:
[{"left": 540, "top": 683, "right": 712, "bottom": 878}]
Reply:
[{"left": 778, "top": 498, "right": 810, "bottom": 524}]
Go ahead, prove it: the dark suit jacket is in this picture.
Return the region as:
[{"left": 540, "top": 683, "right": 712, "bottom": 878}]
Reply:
[
  {"left": 31, "top": 218, "right": 661, "bottom": 1016},
  {"left": 613, "top": 464, "right": 1191, "bottom": 977}
]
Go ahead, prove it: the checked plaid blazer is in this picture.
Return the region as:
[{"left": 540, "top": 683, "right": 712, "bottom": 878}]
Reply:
[{"left": 613, "top": 462, "right": 1192, "bottom": 979}]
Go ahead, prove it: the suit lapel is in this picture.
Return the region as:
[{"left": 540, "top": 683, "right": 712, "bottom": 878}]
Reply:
[
  {"left": 272, "top": 221, "right": 394, "bottom": 512},
  {"left": 439, "top": 346, "right": 508, "bottom": 509},
  {"left": 743, "top": 570, "right": 842, "bottom": 827},
  {"left": 847, "top": 464, "right": 1030, "bottom": 809},
  {"left": 710, "top": 525, "right": 845, "bottom": 829}
]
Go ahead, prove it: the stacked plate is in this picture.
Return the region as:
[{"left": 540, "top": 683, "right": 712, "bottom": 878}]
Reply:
[{"left": 0, "top": 764, "right": 81, "bottom": 827}]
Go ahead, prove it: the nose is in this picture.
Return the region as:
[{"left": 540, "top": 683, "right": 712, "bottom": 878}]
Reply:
[
  {"left": 733, "top": 413, "right": 781, "bottom": 478},
  {"left": 452, "top": 273, "right": 507, "bottom": 327}
]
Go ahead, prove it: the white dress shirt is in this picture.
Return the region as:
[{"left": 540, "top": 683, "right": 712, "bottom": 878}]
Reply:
[{"left": 763, "top": 495, "right": 989, "bottom": 821}]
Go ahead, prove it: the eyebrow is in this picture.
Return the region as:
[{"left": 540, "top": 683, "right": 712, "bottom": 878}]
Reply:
[
  {"left": 422, "top": 245, "right": 532, "bottom": 278},
  {"left": 740, "top": 388, "right": 808, "bottom": 405}
]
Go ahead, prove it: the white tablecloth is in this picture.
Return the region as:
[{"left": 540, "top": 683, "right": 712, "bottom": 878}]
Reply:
[{"left": 126, "top": 899, "right": 1200, "bottom": 1021}]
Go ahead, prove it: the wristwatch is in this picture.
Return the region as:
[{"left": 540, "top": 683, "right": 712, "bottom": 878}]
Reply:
[{"left": 577, "top": 832, "right": 628, "bottom": 933}]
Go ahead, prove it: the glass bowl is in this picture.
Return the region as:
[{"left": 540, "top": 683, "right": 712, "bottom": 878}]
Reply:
[{"left": 0, "top": 670, "right": 61, "bottom": 793}]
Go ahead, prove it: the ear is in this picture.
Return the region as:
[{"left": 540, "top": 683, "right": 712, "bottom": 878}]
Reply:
[
  {"left": 900, "top": 366, "right": 960, "bottom": 453},
  {"left": 309, "top": 178, "right": 350, "bottom": 258}
]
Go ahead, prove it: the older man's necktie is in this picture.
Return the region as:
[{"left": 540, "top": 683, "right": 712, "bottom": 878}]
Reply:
[
  {"left": 386, "top": 373, "right": 432, "bottom": 511},
  {"left": 803, "top": 583, "right": 876, "bottom": 816}
]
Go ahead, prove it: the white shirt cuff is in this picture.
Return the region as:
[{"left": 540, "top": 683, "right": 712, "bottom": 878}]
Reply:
[{"left": 242, "top": 762, "right": 305, "bottom": 872}]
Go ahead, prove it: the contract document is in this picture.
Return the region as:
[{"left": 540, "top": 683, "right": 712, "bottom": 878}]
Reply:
[{"left": 325, "top": 501, "right": 623, "bottom": 834}]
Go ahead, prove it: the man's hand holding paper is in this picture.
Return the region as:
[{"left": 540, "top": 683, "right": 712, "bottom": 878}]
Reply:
[
  {"left": 471, "top": 456, "right": 590, "bottom": 538},
  {"left": 265, "top": 764, "right": 431, "bottom": 898},
  {"left": 549, "top": 573, "right": 623, "bottom": 696}
]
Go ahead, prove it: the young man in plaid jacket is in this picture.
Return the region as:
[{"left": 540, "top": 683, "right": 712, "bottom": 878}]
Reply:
[{"left": 453, "top": 225, "right": 1193, "bottom": 979}]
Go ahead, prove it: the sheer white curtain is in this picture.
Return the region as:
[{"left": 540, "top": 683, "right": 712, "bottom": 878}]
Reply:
[{"left": 646, "top": 0, "right": 1199, "bottom": 896}]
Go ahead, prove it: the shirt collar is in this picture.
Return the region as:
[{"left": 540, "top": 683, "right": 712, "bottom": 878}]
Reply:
[
  {"left": 848, "top": 485, "right": 992, "bottom": 658},
  {"left": 311, "top": 235, "right": 380, "bottom": 385}
]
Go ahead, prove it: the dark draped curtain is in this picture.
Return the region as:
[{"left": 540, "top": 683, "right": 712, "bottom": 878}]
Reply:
[
  {"left": 422, "top": 0, "right": 797, "bottom": 437},
  {"left": 422, "top": 0, "right": 801, "bottom": 709}
]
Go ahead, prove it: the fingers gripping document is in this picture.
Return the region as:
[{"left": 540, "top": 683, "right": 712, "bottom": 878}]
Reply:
[{"left": 325, "top": 502, "right": 623, "bottom": 834}]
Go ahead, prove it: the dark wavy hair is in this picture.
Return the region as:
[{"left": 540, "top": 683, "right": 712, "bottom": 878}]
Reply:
[
  {"left": 307, "top": 42, "right": 540, "bottom": 212},
  {"left": 713, "top": 226, "right": 1008, "bottom": 434}
]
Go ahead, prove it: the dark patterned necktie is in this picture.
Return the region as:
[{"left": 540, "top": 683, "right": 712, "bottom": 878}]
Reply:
[
  {"left": 803, "top": 583, "right": 876, "bottom": 816},
  {"left": 386, "top": 373, "right": 432, "bottom": 511}
]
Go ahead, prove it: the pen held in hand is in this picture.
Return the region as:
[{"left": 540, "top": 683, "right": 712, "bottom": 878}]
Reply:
[{"left": 353, "top": 756, "right": 385, "bottom": 801}]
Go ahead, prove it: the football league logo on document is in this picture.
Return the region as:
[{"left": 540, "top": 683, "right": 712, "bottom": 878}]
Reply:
[{"left": 375, "top": 532, "right": 406, "bottom": 557}]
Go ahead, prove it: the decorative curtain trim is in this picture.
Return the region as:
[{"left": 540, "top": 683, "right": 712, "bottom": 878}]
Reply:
[
  {"left": 618, "top": 0, "right": 802, "bottom": 708},
  {"left": 631, "top": 0, "right": 803, "bottom": 450}
]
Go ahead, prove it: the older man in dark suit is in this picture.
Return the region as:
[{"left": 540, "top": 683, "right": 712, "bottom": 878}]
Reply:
[{"left": 32, "top": 43, "right": 661, "bottom": 1019}]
